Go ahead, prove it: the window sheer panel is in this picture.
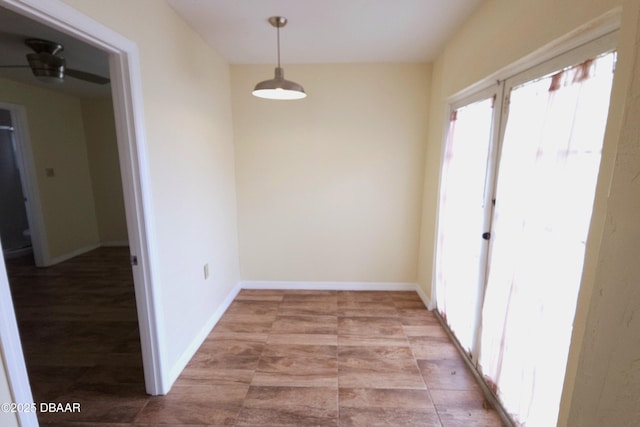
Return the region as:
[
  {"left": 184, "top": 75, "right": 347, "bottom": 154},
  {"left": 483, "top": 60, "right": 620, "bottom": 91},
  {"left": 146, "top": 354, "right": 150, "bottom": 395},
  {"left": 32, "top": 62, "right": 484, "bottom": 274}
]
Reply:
[
  {"left": 479, "top": 52, "right": 615, "bottom": 427},
  {"left": 435, "top": 97, "right": 495, "bottom": 353}
]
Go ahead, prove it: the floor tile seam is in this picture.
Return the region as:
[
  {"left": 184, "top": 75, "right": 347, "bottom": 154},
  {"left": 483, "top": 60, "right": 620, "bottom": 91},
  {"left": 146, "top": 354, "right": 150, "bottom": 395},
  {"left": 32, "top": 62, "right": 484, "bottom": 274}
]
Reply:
[
  {"left": 235, "top": 304, "right": 273, "bottom": 427},
  {"left": 423, "top": 382, "right": 445, "bottom": 427},
  {"left": 336, "top": 356, "right": 419, "bottom": 366},
  {"left": 257, "top": 354, "right": 339, "bottom": 368},
  {"left": 404, "top": 331, "right": 425, "bottom": 372},
  {"left": 260, "top": 344, "right": 338, "bottom": 360},
  {"left": 130, "top": 395, "right": 153, "bottom": 425},
  {"left": 404, "top": 329, "right": 445, "bottom": 426},
  {"left": 335, "top": 378, "right": 340, "bottom": 427},
  {"left": 408, "top": 337, "right": 431, "bottom": 371},
  {"left": 336, "top": 383, "right": 428, "bottom": 392},
  {"left": 228, "top": 384, "right": 252, "bottom": 427}
]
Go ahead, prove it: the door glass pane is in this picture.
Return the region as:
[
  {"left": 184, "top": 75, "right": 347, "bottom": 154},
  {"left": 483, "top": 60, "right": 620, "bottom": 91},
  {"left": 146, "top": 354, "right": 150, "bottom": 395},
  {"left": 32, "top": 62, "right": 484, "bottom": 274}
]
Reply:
[
  {"left": 479, "top": 52, "right": 616, "bottom": 427},
  {"left": 435, "top": 97, "right": 494, "bottom": 353}
]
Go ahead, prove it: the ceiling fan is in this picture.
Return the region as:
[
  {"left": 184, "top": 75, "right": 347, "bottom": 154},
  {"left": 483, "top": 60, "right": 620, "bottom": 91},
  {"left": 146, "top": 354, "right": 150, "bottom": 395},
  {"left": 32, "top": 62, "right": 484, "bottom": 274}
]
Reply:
[{"left": 0, "top": 38, "right": 110, "bottom": 85}]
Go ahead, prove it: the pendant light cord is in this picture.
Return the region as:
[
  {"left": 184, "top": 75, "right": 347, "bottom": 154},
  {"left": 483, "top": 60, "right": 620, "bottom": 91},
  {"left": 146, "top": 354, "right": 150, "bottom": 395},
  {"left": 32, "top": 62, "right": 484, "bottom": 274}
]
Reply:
[{"left": 276, "top": 24, "right": 281, "bottom": 68}]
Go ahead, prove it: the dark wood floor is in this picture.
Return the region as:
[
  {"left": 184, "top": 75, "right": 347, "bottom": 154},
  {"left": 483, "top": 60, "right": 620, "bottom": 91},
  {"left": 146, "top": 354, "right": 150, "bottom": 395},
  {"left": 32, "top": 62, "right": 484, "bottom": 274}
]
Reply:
[
  {"left": 7, "top": 247, "right": 146, "bottom": 426},
  {"left": 6, "top": 247, "right": 504, "bottom": 426}
]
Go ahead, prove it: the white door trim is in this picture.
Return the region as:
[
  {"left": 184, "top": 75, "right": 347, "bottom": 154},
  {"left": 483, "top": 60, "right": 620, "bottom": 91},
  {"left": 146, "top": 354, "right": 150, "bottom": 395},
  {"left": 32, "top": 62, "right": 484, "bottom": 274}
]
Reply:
[
  {"left": 0, "top": 256, "right": 35, "bottom": 427},
  {"left": 0, "top": 4, "right": 166, "bottom": 426},
  {"left": 0, "top": 104, "right": 48, "bottom": 267}
]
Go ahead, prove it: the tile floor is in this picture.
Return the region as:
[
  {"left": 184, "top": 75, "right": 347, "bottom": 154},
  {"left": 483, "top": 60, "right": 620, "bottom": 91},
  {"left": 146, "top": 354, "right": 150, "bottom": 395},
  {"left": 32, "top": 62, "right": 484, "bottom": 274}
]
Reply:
[{"left": 7, "top": 248, "right": 505, "bottom": 426}]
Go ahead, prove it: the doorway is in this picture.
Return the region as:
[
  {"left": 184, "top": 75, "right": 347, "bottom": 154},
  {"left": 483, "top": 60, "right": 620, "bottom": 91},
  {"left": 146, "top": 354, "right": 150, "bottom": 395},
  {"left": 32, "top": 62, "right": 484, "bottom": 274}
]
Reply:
[
  {"left": 0, "top": 3, "right": 163, "bottom": 426},
  {"left": 0, "top": 84, "right": 145, "bottom": 425}
]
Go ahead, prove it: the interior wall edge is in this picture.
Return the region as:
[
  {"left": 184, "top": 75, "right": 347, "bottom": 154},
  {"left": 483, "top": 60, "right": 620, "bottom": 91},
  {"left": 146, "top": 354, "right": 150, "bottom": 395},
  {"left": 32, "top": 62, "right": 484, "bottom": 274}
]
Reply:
[{"left": 415, "top": 284, "right": 434, "bottom": 311}]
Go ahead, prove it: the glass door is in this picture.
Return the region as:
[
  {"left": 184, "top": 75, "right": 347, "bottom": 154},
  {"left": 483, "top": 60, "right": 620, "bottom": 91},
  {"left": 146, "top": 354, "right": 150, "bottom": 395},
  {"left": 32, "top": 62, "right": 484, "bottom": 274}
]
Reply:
[
  {"left": 479, "top": 50, "right": 616, "bottom": 427},
  {"left": 434, "top": 86, "right": 501, "bottom": 358},
  {"left": 434, "top": 32, "right": 617, "bottom": 427}
]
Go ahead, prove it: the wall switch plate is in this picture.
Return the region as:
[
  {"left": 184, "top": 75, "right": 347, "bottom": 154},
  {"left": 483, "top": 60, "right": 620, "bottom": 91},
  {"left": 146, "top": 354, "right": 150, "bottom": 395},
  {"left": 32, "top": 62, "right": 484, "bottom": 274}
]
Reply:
[{"left": 204, "top": 263, "right": 209, "bottom": 280}]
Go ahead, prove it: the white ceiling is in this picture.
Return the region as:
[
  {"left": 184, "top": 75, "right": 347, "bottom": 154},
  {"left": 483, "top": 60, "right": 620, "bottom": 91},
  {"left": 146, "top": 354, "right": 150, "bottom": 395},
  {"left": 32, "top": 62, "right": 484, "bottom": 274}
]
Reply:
[
  {"left": 167, "top": 0, "right": 484, "bottom": 64},
  {"left": 0, "top": 1, "right": 483, "bottom": 98}
]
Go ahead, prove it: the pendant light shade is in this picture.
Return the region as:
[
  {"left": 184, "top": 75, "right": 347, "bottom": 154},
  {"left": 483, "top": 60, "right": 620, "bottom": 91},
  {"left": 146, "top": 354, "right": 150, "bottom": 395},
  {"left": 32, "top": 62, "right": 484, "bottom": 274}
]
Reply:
[
  {"left": 252, "top": 16, "right": 306, "bottom": 100},
  {"left": 253, "top": 67, "right": 306, "bottom": 100}
]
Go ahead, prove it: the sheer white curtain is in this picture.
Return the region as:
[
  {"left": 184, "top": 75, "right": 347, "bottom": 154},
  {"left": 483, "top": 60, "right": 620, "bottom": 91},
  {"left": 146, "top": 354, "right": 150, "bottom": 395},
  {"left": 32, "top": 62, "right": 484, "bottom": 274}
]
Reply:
[
  {"left": 436, "top": 97, "right": 494, "bottom": 353},
  {"left": 479, "top": 52, "right": 615, "bottom": 427}
]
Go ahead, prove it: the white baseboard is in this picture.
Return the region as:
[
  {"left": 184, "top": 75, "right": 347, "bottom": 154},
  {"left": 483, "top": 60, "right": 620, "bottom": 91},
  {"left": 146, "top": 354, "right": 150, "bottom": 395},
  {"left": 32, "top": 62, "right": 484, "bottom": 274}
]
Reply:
[
  {"left": 100, "top": 240, "right": 130, "bottom": 247},
  {"left": 167, "top": 283, "right": 242, "bottom": 388},
  {"left": 242, "top": 280, "right": 433, "bottom": 309},
  {"left": 44, "top": 243, "right": 101, "bottom": 266},
  {"left": 415, "top": 285, "right": 434, "bottom": 310},
  {"left": 239, "top": 280, "right": 420, "bottom": 292},
  {"left": 2, "top": 246, "right": 33, "bottom": 259},
  {"left": 40, "top": 241, "right": 129, "bottom": 266}
]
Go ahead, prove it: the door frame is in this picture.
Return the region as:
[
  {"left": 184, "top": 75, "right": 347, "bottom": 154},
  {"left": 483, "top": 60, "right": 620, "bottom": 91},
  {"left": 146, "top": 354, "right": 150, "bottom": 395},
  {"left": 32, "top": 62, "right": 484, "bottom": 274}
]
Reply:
[
  {"left": 0, "top": 104, "right": 48, "bottom": 267},
  {"left": 0, "top": 2, "right": 166, "bottom": 425}
]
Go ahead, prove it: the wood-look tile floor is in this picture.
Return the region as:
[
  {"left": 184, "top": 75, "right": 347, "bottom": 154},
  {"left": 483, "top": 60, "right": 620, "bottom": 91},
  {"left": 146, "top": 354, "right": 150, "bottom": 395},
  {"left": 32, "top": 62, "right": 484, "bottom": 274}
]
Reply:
[{"left": 7, "top": 248, "right": 505, "bottom": 426}]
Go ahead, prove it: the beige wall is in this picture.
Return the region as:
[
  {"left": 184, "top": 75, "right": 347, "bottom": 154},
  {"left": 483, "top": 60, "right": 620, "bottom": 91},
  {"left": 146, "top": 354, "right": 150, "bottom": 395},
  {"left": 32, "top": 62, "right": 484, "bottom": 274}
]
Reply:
[
  {"left": 0, "top": 77, "right": 100, "bottom": 261},
  {"left": 231, "top": 63, "right": 430, "bottom": 283},
  {"left": 61, "top": 0, "right": 240, "bottom": 380},
  {"left": 419, "top": 0, "right": 640, "bottom": 425},
  {"left": 0, "top": 353, "right": 18, "bottom": 427},
  {"left": 81, "top": 97, "right": 128, "bottom": 245}
]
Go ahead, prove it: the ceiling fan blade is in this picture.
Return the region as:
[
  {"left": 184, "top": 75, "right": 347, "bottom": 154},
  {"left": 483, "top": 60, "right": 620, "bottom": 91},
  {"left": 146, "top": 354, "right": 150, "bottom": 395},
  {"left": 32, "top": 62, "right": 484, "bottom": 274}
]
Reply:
[
  {"left": 65, "top": 68, "right": 110, "bottom": 85},
  {"left": 0, "top": 65, "right": 31, "bottom": 69}
]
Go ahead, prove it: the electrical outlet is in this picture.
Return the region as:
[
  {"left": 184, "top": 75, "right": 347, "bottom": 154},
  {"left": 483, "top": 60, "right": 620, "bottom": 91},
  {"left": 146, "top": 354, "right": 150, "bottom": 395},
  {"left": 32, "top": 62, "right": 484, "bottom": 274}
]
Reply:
[{"left": 203, "top": 263, "right": 209, "bottom": 280}]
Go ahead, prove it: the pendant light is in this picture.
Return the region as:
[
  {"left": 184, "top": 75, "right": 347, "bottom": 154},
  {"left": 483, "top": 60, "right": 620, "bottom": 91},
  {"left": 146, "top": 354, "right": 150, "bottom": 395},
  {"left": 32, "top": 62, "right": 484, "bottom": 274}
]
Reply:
[{"left": 252, "top": 16, "right": 306, "bottom": 100}]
